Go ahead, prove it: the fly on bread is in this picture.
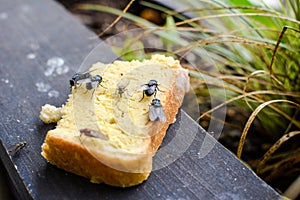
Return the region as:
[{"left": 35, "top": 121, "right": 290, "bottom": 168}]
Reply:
[{"left": 40, "top": 55, "right": 190, "bottom": 187}]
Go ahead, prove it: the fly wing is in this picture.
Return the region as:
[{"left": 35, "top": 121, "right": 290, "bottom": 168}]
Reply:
[
  {"left": 90, "top": 81, "right": 99, "bottom": 89},
  {"left": 158, "top": 107, "right": 166, "bottom": 122},
  {"left": 149, "top": 105, "right": 159, "bottom": 121},
  {"left": 136, "top": 84, "right": 150, "bottom": 91},
  {"left": 76, "top": 78, "right": 91, "bottom": 84}
]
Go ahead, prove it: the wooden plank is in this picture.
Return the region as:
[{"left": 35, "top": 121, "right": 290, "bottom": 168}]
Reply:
[{"left": 0, "top": 0, "right": 281, "bottom": 199}]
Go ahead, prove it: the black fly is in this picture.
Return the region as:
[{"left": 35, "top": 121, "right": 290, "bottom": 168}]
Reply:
[
  {"left": 8, "top": 141, "right": 27, "bottom": 157},
  {"left": 80, "top": 128, "right": 108, "bottom": 141},
  {"left": 137, "top": 80, "right": 162, "bottom": 101},
  {"left": 149, "top": 98, "right": 166, "bottom": 122}
]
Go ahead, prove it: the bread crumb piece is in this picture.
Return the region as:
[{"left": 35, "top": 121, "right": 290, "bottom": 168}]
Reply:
[{"left": 40, "top": 104, "right": 62, "bottom": 123}]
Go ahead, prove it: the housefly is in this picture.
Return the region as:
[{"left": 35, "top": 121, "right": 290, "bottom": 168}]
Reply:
[
  {"left": 137, "top": 80, "right": 162, "bottom": 101},
  {"left": 79, "top": 128, "right": 108, "bottom": 141},
  {"left": 149, "top": 98, "right": 166, "bottom": 122},
  {"left": 8, "top": 141, "right": 27, "bottom": 157}
]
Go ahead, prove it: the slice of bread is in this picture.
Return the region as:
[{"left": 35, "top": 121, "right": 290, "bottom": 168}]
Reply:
[{"left": 41, "top": 55, "right": 189, "bottom": 187}]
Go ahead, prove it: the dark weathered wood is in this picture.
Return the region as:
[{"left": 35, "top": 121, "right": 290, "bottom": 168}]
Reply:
[{"left": 0, "top": 0, "right": 281, "bottom": 199}]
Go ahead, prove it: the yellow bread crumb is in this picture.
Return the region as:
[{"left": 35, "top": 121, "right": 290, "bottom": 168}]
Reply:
[{"left": 40, "top": 104, "right": 62, "bottom": 124}]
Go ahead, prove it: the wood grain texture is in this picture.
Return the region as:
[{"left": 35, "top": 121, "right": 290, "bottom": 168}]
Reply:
[{"left": 0, "top": 0, "right": 281, "bottom": 199}]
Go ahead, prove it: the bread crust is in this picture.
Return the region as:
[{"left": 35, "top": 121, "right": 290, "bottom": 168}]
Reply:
[
  {"left": 42, "top": 132, "right": 150, "bottom": 187},
  {"left": 41, "top": 56, "right": 189, "bottom": 187}
]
